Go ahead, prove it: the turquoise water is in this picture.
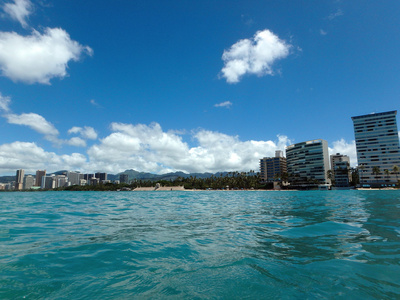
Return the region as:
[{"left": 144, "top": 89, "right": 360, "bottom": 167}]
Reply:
[{"left": 1, "top": 190, "right": 399, "bottom": 299}]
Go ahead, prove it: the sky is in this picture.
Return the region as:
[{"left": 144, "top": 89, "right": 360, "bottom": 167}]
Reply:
[{"left": 0, "top": 0, "right": 400, "bottom": 176}]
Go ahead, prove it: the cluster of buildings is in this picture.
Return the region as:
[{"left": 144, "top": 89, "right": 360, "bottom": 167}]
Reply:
[
  {"left": 2, "top": 110, "right": 400, "bottom": 191},
  {"left": 259, "top": 110, "right": 400, "bottom": 189},
  {"left": 0, "top": 170, "right": 131, "bottom": 191}
]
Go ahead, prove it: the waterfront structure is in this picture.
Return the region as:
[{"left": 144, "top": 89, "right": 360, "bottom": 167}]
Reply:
[
  {"left": 259, "top": 150, "right": 287, "bottom": 182},
  {"left": 23, "top": 175, "right": 35, "bottom": 190},
  {"left": 352, "top": 111, "right": 400, "bottom": 186},
  {"left": 35, "top": 170, "right": 46, "bottom": 187},
  {"left": 286, "top": 139, "right": 330, "bottom": 186},
  {"left": 15, "top": 169, "right": 24, "bottom": 190},
  {"left": 330, "top": 153, "right": 351, "bottom": 187}
]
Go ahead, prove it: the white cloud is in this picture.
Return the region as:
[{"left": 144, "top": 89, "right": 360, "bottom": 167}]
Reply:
[
  {"left": 85, "top": 122, "right": 291, "bottom": 174},
  {"left": 66, "top": 137, "right": 86, "bottom": 147},
  {"left": 320, "top": 29, "right": 327, "bottom": 36},
  {"left": 0, "top": 93, "right": 11, "bottom": 112},
  {"left": 68, "top": 126, "right": 98, "bottom": 140},
  {"left": 220, "top": 29, "right": 291, "bottom": 83},
  {"left": 0, "top": 141, "right": 87, "bottom": 174},
  {"left": 0, "top": 28, "right": 93, "bottom": 84},
  {"left": 214, "top": 101, "right": 232, "bottom": 108},
  {"left": 3, "top": 0, "right": 33, "bottom": 28},
  {"left": 5, "top": 112, "right": 59, "bottom": 137},
  {"left": 329, "top": 139, "right": 357, "bottom": 167},
  {"left": 328, "top": 9, "right": 343, "bottom": 20}
]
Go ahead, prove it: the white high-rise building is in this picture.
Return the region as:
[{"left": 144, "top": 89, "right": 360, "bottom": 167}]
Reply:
[
  {"left": 352, "top": 111, "right": 400, "bottom": 186},
  {"left": 286, "top": 139, "right": 330, "bottom": 186},
  {"left": 23, "top": 175, "right": 35, "bottom": 190}
]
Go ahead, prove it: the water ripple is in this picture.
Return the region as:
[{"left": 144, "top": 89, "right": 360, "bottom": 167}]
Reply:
[{"left": 1, "top": 190, "right": 399, "bottom": 299}]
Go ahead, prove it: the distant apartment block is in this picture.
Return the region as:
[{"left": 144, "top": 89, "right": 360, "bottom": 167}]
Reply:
[
  {"left": 66, "top": 171, "right": 83, "bottom": 186},
  {"left": 352, "top": 111, "right": 400, "bottom": 186},
  {"left": 23, "top": 175, "right": 35, "bottom": 190},
  {"left": 259, "top": 150, "right": 287, "bottom": 182},
  {"left": 286, "top": 139, "right": 330, "bottom": 186},
  {"left": 35, "top": 170, "right": 46, "bottom": 187},
  {"left": 95, "top": 172, "right": 107, "bottom": 182},
  {"left": 120, "top": 174, "right": 129, "bottom": 184},
  {"left": 15, "top": 169, "right": 24, "bottom": 190},
  {"left": 330, "top": 153, "right": 351, "bottom": 187}
]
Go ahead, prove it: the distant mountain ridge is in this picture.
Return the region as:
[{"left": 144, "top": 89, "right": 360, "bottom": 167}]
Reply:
[{"left": 0, "top": 169, "right": 229, "bottom": 183}]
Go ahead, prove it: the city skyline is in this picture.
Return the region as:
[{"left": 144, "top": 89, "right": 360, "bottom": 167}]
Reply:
[{"left": 1, "top": 1, "right": 400, "bottom": 176}]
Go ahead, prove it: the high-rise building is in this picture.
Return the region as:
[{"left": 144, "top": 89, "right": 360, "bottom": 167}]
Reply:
[
  {"left": 15, "top": 169, "right": 24, "bottom": 190},
  {"left": 330, "top": 153, "right": 351, "bottom": 187},
  {"left": 259, "top": 150, "right": 287, "bottom": 182},
  {"left": 23, "top": 175, "right": 35, "bottom": 190},
  {"left": 286, "top": 139, "right": 330, "bottom": 186},
  {"left": 66, "top": 171, "right": 83, "bottom": 186},
  {"left": 120, "top": 174, "right": 129, "bottom": 184},
  {"left": 95, "top": 172, "right": 107, "bottom": 182},
  {"left": 35, "top": 170, "right": 46, "bottom": 187},
  {"left": 352, "top": 111, "right": 400, "bottom": 186},
  {"left": 42, "top": 176, "right": 56, "bottom": 189}
]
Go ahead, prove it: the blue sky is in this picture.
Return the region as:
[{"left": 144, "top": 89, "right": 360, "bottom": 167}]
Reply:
[{"left": 0, "top": 0, "right": 399, "bottom": 175}]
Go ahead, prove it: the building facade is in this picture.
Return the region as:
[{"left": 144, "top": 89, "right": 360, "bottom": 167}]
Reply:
[
  {"left": 286, "top": 139, "right": 330, "bottom": 186},
  {"left": 352, "top": 111, "right": 400, "bottom": 186},
  {"left": 23, "top": 175, "right": 35, "bottom": 190},
  {"left": 330, "top": 153, "right": 351, "bottom": 187},
  {"left": 259, "top": 150, "right": 287, "bottom": 182},
  {"left": 15, "top": 169, "right": 24, "bottom": 190},
  {"left": 35, "top": 170, "right": 46, "bottom": 187}
]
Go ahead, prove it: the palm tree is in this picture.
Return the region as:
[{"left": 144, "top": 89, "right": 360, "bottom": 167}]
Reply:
[
  {"left": 384, "top": 169, "right": 390, "bottom": 183},
  {"left": 372, "top": 166, "right": 381, "bottom": 186},
  {"left": 392, "top": 165, "right": 399, "bottom": 185}
]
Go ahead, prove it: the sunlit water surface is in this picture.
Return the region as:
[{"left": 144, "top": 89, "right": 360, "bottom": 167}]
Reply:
[{"left": 1, "top": 190, "right": 399, "bottom": 299}]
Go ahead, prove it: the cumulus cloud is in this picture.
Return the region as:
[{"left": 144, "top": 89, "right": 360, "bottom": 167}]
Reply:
[
  {"left": 329, "top": 139, "right": 357, "bottom": 167},
  {"left": 0, "top": 141, "right": 87, "bottom": 174},
  {"left": 3, "top": 0, "right": 33, "bottom": 28},
  {"left": 220, "top": 29, "right": 291, "bottom": 83},
  {"left": 214, "top": 101, "right": 232, "bottom": 108},
  {"left": 0, "top": 93, "right": 11, "bottom": 112},
  {"left": 68, "top": 126, "right": 98, "bottom": 140},
  {"left": 85, "top": 122, "right": 291, "bottom": 174},
  {"left": 66, "top": 137, "right": 86, "bottom": 147},
  {"left": 0, "top": 28, "right": 93, "bottom": 84}
]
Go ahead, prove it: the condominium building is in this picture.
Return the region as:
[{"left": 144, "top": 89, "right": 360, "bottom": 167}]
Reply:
[
  {"left": 23, "top": 175, "right": 35, "bottom": 190},
  {"left": 286, "top": 139, "right": 330, "bottom": 186},
  {"left": 259, "top": 150, "right": 287, "bottom": 182},
  {"left": 352, "top": 111, "right": 400, "bottom": 186},
  {"left": 35, "top": 170, "right": 46, "bottom": 187},
  {"left": 95, "top": 172, "right": 107, "bottom": 181},
  {"left": 66, "top": 171, "right": 83, "bottom": 186},
  {"left": 330, "top": 153, "right": 351, "bottom": 187},
  {"left": 120, "top": 174, "right": 129, "bottom": 184},
  {"left": 15, "top": 169, "right": 24, "bottom": 190}
]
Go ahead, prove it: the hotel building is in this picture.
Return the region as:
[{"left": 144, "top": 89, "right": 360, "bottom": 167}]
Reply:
[
  {"left": 15, "top": 169, "right": 24, "bottom": 190},
  {"left": 286, "top": 139, "right": 330, "bottom": 186},
  {"left": 259, "top": 150, "right": 287, "bottom": 182},
  {"left": 330, "top": 153, "right": 351, "bottom": 187},
  {"left": 352, "top": 111, "right": 400, "bottom": 186}
]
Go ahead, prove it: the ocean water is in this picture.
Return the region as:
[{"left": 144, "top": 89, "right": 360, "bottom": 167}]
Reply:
[{"left": 1, "top": 190, "right": 399, "bottom": 299}]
